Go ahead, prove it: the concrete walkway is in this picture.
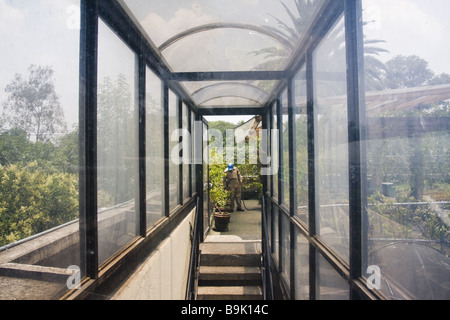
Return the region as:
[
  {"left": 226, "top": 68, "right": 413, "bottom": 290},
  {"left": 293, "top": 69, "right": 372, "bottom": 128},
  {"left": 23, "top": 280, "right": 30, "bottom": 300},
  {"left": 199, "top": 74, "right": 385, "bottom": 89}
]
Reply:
[{"left": 207, "top": 199, "right": 261, "bottom": 242}]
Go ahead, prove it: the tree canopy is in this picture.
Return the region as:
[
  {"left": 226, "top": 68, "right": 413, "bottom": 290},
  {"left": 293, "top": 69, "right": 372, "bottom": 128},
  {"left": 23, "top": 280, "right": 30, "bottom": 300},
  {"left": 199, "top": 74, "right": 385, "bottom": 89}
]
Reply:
[{"left": 1, "top": 65, "right": 67, "bottom": 142}]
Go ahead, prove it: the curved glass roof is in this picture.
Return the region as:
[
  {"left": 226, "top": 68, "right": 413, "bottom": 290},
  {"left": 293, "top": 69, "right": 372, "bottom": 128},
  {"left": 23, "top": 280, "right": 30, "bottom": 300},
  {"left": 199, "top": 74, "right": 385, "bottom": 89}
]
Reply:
[{"left": 122, "top": 0, "right": 325, "bottom": 109}]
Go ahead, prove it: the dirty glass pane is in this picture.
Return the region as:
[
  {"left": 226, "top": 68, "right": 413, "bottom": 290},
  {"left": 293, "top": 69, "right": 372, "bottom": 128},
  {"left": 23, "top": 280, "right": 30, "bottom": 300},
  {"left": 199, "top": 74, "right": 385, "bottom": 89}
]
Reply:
[
  {"left": 191, "top": 110, "right": 197, "bottom": 194},
  {"left": 363, "top": 0, "right": 450, "bottom": 300},
  {"left": 0, "top": 0, "right": 80, "bottom": 300},
  {"left": 281, "top": 89, "right": 290, "bottom": 208},
  {"left": 313, "top": 15, "right": 349, "bottom": 263},
  {"left": 316, "top": 253, "right": 349, "bottom": 300},
  {"left": 97, "top": 19, "right": 139, "bottom": 265},
  {"left": 295, "top": 229, "right": 309, "bottom": 300},
  {"left": 182, "top": 80, "right": 276, "bottom": 108},
  {"left": 146, "top": 68, "right": 164, "bottom": 228},
  {"left": 122, "top": 0, "right": 325, "bottom": 71},
  {"left": 272, "top": 103, "right": 279, "bottom": 200},
  {"left": 280, "top": 213, "right": 290, "bottom": 290},
  {"left": 169, "top": 90, "right": 179, "bottom": 211},
  {"left": 294, "top": 65, "right": 308, "bottom": 225},
  {"left": 272, "top": 204, "right": 279, "bottom": 265},
  {"left": 182, "top": 103, "right": 190, "bottom": 201}
]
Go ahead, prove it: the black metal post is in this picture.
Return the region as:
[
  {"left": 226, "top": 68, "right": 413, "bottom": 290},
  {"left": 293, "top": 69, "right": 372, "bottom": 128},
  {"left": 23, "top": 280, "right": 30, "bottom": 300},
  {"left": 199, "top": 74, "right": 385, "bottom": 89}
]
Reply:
[
  {"left": 287, "top": 77, "right": 297, "bottom": 299},
  {"left": 138, "top": 52, "right": 147, "bottom": 236},
  {"left": 163, "top": 83, "right": 170, "bottom": 217},
  {"left": 79, "top": 0, "right": 99, "bottom": 280},
  {"left": 345, "top": 0, "right": 367, "bottom": 298},
  {"left": 306, "top": 51, "right": 316, "bottom": 299},
  {"left": 178, "top": 97, "right": 183, "bottom": 206},
  {"left": 276, "top": 97, "right": 284, "bottom": 276}
]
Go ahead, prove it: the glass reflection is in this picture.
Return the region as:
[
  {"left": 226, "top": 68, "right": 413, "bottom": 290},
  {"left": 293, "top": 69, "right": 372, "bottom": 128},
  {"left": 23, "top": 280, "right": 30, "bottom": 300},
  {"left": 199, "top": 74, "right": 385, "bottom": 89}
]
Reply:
[
  {"left": 363, "top": 0, "right": 450, "bottom": 300},
  {"left": 169, "top": 90, "right": 179, "bottom": 211},
  {"left": 294, "top": 66, "right": 308, "bottom": 224},
  {"left": 316, "top": 253, "right": 349, "bottom": 300},
  {"left": 313, "top": 15, "right": 349, "bottom": 262},
  {"left": 97, "top": 19, "right": 139, "bottom": 265},
  {"left": 146, "top": 68, "right": 164, "bottom": 228}
]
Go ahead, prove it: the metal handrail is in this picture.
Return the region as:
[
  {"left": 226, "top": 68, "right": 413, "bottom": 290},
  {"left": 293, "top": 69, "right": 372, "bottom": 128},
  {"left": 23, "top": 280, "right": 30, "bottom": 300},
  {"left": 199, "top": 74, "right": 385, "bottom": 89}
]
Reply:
[
  {"left": 261, "top": 195, "right": 274, "bottom": 300},
  {"left": 185, "top": 197, "right": 201, "bottom": 300}
]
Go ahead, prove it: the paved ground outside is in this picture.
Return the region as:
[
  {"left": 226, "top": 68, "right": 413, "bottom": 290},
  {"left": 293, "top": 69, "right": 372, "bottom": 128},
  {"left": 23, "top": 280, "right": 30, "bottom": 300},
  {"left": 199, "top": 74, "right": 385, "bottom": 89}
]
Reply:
[{"left": 207, "top": 199, "right": 261, "bottom": 242}]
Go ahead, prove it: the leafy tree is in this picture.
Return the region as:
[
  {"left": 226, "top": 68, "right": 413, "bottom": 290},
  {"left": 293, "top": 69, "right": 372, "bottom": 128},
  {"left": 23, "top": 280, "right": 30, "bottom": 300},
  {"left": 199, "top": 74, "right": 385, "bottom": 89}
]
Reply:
[
  {"left": 384, "top": 55, "right": 434, "bottom": 89},
  {"left": 0, "top": 163, "right": 78, "bottom": 246},
  {"left": 428, "top": 73, "right": 450, "bottom": 86},
  {"left": 0, "top": 128, "right": 34, "bottom": 166},
  {"left": 97, "top": 74, "right": 136, "bottom": 205},
  {"left": 52, "top": 126, "right": 79, "bottom": 174},
  {"left": 2, "top": 65, "right": 67, "bottom": 142}
]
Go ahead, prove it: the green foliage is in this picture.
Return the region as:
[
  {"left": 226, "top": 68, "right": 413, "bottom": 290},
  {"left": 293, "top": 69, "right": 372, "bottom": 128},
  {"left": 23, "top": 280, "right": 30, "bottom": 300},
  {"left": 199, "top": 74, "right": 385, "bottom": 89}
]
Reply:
[
  {"left": 1, "top": 65, "right": 67, "bottom": 142},
  {"left": 209, "top": 160, "right": 230, "bottom": 208},
  {"left": 0, "top": 163, "right": 78, "bottom": 246},
  {"left": 368, "top": 191, "right": 449, "bottom": 244}
]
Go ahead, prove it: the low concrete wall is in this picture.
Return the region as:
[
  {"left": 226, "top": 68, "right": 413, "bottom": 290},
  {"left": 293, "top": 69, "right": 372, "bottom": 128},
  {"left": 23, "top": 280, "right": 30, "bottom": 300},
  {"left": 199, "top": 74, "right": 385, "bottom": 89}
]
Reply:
[{"left": 112, "top": 208, "right": 195, "bottom": 300}]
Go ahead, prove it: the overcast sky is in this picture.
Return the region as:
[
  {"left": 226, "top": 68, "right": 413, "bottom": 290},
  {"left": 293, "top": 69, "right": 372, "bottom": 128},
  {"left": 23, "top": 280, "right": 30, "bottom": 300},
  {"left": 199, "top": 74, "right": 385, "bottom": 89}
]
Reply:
[{"left": 363, "top": 0, "right": 450, "bottom": 74}]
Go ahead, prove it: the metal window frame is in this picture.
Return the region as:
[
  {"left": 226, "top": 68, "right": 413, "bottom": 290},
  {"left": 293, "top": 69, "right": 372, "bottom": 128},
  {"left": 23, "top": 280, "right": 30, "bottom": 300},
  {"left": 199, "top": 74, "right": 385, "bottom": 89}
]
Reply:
[
  {"left": 79, "top": 0, "right": 99, "bottom": 280},
  {"left": 77, "top": 0, "right": 203, "bottom": 297},
  {"left": 76, "top": 0, "right": 388, "bottom": 300},
  {"left": 263, "top": 0, "right": 386, "bottom": 301}
]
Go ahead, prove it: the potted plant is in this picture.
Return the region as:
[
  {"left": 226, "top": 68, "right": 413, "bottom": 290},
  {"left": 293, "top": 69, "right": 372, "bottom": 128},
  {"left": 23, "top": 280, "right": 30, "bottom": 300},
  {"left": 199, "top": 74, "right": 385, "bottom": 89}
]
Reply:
[{"left": 209, "top": 163, "right": 231, "bottom": 232}]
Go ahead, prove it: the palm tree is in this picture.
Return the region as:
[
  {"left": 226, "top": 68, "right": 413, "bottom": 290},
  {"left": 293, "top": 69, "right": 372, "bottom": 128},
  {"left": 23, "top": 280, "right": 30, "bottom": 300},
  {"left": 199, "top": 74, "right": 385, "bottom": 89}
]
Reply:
[{"left": 253, "top": 0, "right": 388, "bottom": 91}]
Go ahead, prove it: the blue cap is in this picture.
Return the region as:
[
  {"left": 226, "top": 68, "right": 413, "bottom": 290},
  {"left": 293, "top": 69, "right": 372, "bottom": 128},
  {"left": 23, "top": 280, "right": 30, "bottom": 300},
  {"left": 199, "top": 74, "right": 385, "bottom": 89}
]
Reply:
[{"left": 228, "top": 163, "right": 234, "bottom": 171}]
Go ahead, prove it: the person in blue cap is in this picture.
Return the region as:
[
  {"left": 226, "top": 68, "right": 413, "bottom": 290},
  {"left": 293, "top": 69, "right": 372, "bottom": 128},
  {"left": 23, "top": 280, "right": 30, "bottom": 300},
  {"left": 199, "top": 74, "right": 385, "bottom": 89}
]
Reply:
[{"left": 223, "top": 163, "right": 244, "bottom": 212}]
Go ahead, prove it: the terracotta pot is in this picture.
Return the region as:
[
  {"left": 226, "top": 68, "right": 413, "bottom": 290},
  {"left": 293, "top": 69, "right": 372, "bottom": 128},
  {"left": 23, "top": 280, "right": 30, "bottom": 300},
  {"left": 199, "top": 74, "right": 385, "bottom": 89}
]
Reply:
[{"left": 213, "top": 212, "right": 231, "bottom": 232}]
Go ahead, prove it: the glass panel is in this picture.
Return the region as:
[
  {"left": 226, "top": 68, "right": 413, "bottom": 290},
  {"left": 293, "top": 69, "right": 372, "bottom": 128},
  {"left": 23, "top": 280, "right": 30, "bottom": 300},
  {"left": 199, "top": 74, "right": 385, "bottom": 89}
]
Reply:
[
  {"left": 122, "top": 0, "right": 325, "bottom": 72},
  {"left": 97, "top": 19, "right": 139, "bottom": 265},
  {"left": 313, "top": 15, "right": 349, "bottom": 262},
  {"left": 295, "top": 229, "right": 309, "bottom": 300},
  {"left": 266, "top": 108, "right": 272, "bottom": 196},
  {"left": 203, "top": 122, "right": 210, "bottom": 234},
  {"left": 272, "top": 103, "right": 279, "bottom": 199},
  {"left": 146, "top": 68, "right": 164, "bottom": 228},
  {"left": 191, "top": 82, "right": 269, "bottom": 106},
  {"left": 272, "top": 204, "right": 279, "bottom": 264},
  {"left": 281, "top": 89, "right": 290, "bottom": 208},
  {"left": 280, "top": 213, "right": 290, "bottom": 289},
  {"left": 168, "top": 90, "right": 179, "bottom": 211},
  {"left": 294, "top": 66, "right": 308, "bottom": 224},
  {"left": 191, "top": 110, "right": 197, "bottom": 194},
  {"left": 316, "top": 253, "right": 349, "bottom": 300},
  {"left": 0, "top": 0, "right": 80, "bottom": 299},
  {"left": 182, "top": 103, "right": 190, "bottom": 201},
  {"left": 162, "top": 29, "right": 285, "bottom": 72},
  {"left": 199, "top": 97, "right": 262, "bottom": 107},
  {"left": 363, "top": 0, "right": 450, "bottom": 300}
]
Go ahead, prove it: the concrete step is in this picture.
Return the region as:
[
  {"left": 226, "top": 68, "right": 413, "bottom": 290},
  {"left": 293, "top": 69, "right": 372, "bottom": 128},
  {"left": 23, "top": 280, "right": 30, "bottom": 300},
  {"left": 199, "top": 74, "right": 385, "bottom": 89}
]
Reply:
[
  {"left": 197, "top": 286, "right": 263, "bottom": 300},
  {"left": 198, "top": 266, "right": 261, "bottom": 286},
  {"left": 196, "top": 240, "right": 263, "bottom": 300},
  {"left": 199, "top": 241, "right": 261, "bottom": 267}
]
